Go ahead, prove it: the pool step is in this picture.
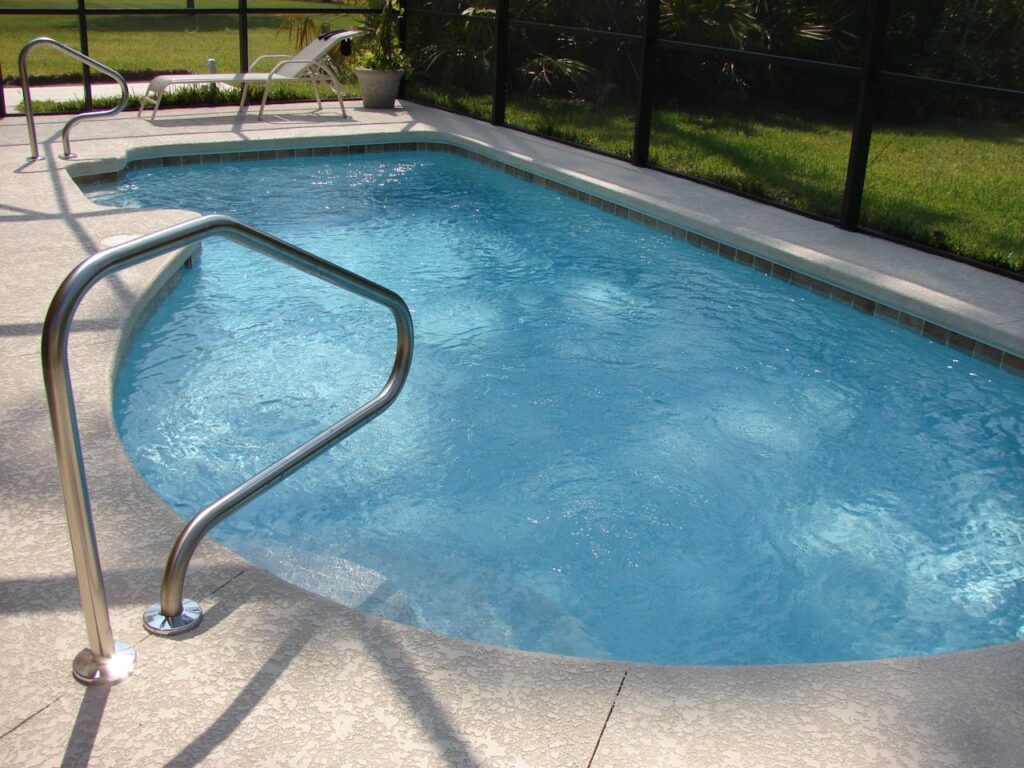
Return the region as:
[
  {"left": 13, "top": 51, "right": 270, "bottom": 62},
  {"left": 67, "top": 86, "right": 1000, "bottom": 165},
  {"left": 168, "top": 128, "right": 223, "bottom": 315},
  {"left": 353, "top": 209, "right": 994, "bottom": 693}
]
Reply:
[{"left": 244, "top": 541, "right": 418, "bottom": 625}]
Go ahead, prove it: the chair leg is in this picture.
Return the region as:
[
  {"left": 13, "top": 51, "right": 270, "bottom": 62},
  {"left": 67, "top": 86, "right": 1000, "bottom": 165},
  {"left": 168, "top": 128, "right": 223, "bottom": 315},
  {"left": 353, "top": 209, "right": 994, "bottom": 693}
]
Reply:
[
  {"left": 137, "top": 87, "right": 151, "bottom": 117},
  {"left": 139, "top": 85, "right": 162, "bottom": 119},
  {"left": 321, "top": 71, "right": 348, "bottom": 118},
  {"left": 313, "top": 82, "right": 323, "bottom": 111},
  {"left": 258, "top": 80, "right": 272, "bottom": 120},
  {"left": 150, "top": 92, "right": 164, "bottom": 122},
  {"left": 313, "top": 63, "right": 347, "bottom": 118}
]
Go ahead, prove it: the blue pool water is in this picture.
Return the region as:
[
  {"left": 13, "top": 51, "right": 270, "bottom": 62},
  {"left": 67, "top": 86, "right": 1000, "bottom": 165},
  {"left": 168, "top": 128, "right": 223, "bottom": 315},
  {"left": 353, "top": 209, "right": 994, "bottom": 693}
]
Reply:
[{"left": 89, "top": 151, "right": 1024, "bottom": 665}]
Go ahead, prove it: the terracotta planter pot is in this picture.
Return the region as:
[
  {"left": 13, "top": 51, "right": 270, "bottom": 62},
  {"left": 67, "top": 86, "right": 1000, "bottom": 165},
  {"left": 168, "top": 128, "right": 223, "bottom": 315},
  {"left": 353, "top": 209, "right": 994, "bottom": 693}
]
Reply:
[{"left": 354, "top": 68, "right": 404, "bottom": 109}]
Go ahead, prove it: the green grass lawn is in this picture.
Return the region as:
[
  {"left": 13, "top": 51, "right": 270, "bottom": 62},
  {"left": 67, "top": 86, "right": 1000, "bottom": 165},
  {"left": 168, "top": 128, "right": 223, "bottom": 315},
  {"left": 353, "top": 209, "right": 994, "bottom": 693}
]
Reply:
[
  {"left": 861, "top": 125, "right": 1024, "bottom": 270},
  {"left": 0, "top": 0, "right": 370, "bottom": 81},
  {"left": 409, "top": 84, "right": 1023, "bottom": 273}
]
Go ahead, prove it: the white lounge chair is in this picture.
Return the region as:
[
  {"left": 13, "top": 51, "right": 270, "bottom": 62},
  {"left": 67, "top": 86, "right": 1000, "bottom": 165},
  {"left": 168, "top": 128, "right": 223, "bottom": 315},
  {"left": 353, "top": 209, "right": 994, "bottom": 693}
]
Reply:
[{"left": 138, "top": 29, "right": 359, "bottom": 121}]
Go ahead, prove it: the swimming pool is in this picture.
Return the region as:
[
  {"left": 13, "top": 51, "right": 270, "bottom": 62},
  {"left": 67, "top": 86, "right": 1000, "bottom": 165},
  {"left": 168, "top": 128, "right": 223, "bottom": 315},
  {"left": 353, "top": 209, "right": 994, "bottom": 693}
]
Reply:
[{"left": 88, "top": 148, "right": 1024, "bottom": 665}]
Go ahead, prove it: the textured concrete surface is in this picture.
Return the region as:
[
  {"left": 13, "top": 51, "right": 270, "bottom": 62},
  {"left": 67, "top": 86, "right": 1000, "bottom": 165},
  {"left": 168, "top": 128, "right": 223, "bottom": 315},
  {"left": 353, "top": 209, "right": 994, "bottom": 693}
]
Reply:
[{"left": 0, "top": 101, "right": 1022, "bottom": 767}]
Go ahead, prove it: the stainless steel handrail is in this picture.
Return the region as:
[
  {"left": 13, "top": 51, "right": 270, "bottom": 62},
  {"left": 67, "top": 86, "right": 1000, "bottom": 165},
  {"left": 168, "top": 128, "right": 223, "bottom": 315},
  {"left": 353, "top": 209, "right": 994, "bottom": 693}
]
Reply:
[
  {"left": 42, "top": 214, "right": 414, "bottom": 684},
  {"left": 19, "top": 37, "right": 130, "bottom": 160}
]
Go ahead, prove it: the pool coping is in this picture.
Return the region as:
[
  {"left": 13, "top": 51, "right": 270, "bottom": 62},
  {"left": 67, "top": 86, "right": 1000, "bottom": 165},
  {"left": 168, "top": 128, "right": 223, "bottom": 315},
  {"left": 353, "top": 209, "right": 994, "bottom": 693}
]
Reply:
[{"left": 2, "top": 102, "right": 1023, "bottom": 767}]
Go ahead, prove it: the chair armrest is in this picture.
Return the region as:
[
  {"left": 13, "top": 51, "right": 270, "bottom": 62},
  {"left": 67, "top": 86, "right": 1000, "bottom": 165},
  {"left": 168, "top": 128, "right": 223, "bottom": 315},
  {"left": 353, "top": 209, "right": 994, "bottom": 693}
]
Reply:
[
  {"left": 266, "top": 58, "right": 321, "bottom": 76},
  {"left": 249, "top": 54, "right": 291, "bottom": 70}
]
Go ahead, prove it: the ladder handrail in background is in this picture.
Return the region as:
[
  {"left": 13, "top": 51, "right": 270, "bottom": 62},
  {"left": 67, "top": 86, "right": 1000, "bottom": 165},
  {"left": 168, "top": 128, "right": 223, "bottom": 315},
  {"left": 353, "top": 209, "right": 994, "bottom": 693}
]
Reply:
[{"left": 19, "top": 37, "right": 130, "bottom": 159}]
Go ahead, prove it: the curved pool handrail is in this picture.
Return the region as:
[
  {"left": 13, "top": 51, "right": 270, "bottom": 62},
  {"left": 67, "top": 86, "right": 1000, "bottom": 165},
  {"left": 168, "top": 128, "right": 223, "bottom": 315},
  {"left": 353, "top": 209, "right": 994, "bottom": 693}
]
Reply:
[
  {"left": 42, "top": 214, "right": 414, "bottom": 683},
  {"left": 19, "top": 37, "right": 130, "bottom": 160}
]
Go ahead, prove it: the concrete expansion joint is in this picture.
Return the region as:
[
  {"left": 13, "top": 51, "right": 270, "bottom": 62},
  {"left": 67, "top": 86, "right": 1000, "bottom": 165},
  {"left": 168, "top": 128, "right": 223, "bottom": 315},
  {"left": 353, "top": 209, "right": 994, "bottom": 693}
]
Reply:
[
  {"left": 587, "top": 669, "right": 629, "bottom": 767},
  {"left": 0, "top": 697, "right": 64, "bottom": 741},
  {"left": 208, "top": 567, "right": 248, "bottom": 598}
]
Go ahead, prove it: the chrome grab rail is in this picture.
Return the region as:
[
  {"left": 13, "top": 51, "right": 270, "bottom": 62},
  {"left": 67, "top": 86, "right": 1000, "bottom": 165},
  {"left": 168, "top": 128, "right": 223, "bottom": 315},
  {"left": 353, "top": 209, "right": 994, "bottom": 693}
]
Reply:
[
  {"left": 42, "top": 215, "right": 414, "bottom": 684},
  {"left": 19, "top": 37, "right": 130, "bottom": 160}
]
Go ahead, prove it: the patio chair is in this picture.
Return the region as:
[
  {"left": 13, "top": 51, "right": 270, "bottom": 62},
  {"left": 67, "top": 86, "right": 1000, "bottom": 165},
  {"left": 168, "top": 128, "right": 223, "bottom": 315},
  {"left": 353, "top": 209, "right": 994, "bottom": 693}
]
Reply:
[{"left": 137, "top": 29, "right": 359, "bottom": 121}]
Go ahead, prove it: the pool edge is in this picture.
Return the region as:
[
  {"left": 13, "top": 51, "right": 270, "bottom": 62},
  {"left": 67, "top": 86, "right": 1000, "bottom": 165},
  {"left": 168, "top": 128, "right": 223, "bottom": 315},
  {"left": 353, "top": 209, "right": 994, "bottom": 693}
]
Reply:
[{"left": 69, "top": 133, "right": 1024, "bottom": 375}]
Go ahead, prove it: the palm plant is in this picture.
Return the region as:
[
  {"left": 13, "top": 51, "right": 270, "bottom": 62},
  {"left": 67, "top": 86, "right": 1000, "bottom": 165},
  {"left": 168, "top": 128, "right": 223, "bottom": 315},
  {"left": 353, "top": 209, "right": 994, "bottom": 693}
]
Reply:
[
  {"left": 659, "top": 0, "right": 759, "bottom": 49},
  {"left": 413, "top": 3, "right": 596, "bottom": 99},
  {"left": 355, "top": 0, "right": 411, "bottom": 72},
  {"left": 416, "top": 6, "right": 496, "bottom": 93},
  {"left": 278, "top": 14, "right": 328, "bottom": 51},
  {"left": 750, "top": 0, "right": 861, "bottom": 62},
  {"left": 521, "top": 54, "right": 594, "bottom": 94}
]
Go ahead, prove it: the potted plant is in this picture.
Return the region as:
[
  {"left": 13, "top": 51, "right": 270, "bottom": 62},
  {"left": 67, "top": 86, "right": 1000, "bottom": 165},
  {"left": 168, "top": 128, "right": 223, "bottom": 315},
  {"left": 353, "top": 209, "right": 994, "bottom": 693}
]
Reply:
[{"left": 354, "top": 0, "right": 410, "bottom": 109}]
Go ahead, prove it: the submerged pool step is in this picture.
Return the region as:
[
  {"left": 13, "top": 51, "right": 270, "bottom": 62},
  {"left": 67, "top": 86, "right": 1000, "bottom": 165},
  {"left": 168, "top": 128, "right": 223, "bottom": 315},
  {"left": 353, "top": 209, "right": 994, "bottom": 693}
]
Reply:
[
  {"left": 241, "top": 538, "right": 613, "bottom": 659},
  {"left": 246, "top": 541, "right": 418, "bottom": 625}
]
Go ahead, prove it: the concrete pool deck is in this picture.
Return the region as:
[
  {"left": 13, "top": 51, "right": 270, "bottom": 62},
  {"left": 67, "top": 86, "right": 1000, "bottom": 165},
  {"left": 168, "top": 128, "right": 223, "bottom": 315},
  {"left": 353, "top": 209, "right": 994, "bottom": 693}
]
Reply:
[{"left": 0, "top": 100, "right": 1022, "bottom": 767}]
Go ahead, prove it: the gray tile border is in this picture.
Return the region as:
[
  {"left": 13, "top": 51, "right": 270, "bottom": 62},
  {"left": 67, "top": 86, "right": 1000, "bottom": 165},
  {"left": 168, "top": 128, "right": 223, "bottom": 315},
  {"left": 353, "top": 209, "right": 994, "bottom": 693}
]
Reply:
[
  {"left": 976, "top": 342, "right": 1006, "bottom": 366},
  {"left": 771, "top": 264, "right": 794, "bottom": 283},
  {"left": 874, "top": 303, "right": 900, "bottom": 323},
  {"left": 70, "top": 139, "right": 1024, "bottom": 378},
  {"left": 899, "top": 312, "right": 926, "bottom": 333},
  {"left": 699, "top": 235, "right": 719, "bottom": 253},
  {"left": 830, "top": 286, "right": 856, "bottom": 306},
  {"left": 1002, "top": 352, "right": 1024, "bottom": 376},
  {"left": 923, "top": 321, "right": 950, "bottom": 344},
  {"left": 851, "top": 294, "right": 877, "bottom": 314},
  {"left": 948, "top": 331, "right": 977, "bottom": 355}
]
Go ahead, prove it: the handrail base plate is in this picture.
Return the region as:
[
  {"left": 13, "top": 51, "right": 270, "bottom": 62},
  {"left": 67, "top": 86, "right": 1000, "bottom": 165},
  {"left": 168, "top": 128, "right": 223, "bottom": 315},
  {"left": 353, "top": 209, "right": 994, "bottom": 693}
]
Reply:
[
  {"left": 143, "top": 598, "right": 203, "bottom": 637},
  {"left": 72, "top": 641, "right": 136, "bottom": 685}
]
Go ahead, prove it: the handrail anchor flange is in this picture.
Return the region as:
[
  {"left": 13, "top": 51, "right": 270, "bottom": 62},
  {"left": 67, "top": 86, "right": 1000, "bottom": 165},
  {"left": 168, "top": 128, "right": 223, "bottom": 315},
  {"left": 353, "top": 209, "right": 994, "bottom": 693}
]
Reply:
[
  {"left": 143, "top": 599, "right": 202, "bottom": 636},
  {"left": 72, "top": 641, "right": 136, "bottom": 685}
]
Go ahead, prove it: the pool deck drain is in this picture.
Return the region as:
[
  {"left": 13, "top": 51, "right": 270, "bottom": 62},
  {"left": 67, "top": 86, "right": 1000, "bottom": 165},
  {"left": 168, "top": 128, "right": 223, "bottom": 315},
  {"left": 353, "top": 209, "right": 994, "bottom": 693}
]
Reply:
[{"left": 1, "top": 101, "right": 1022, "bottom": 767}]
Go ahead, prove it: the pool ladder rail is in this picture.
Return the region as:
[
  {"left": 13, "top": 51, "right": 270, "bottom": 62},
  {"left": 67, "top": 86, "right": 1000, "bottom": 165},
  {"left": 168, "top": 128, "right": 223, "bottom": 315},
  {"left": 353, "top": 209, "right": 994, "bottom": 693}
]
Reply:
[
  {"left": 42, "top": 215, "right": 414, "bottom": 684},
  {"left": 18, "top": 37, "right": 130, "bottom": 160}
]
